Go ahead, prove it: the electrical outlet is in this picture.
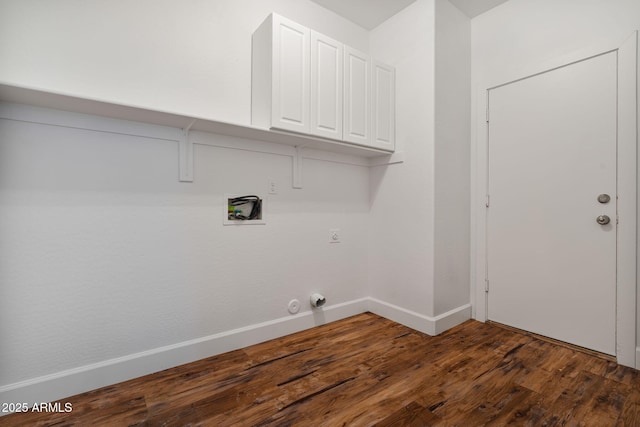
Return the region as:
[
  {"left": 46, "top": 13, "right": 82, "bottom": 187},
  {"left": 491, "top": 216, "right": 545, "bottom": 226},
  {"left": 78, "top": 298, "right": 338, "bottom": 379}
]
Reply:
[
  {"left": 268, "top": 179, "right": 277, "bottom": 194},
  {"left": 329, "top": 228, "right": 340, "bottom": 243}
]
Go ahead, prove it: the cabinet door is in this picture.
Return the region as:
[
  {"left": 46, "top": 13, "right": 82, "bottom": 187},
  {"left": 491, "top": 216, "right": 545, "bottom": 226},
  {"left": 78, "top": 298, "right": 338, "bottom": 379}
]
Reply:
[
  {"left": 310, "top": 32, "right": 343, "bottom": 140},
  {"left": 343, "top": 46, "right": 370, "bottom": 145},
  {"left": 271, "top": 14, "right": 310, "bottom": 133},
  {"left": 371, "top": 60, "right": 395, "bottom": 150}
]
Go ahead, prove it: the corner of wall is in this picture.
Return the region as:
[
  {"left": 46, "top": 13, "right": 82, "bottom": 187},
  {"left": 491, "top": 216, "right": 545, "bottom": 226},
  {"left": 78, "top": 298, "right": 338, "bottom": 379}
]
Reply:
[{"left": 367, "top": 298, "right": 471, "bottom": 336}]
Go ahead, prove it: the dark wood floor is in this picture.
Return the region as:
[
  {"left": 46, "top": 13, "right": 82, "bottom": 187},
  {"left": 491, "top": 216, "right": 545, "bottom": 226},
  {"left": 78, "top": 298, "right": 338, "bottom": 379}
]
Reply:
[{"left": 2, "top": 312, "right": 639, "bottom": 426}]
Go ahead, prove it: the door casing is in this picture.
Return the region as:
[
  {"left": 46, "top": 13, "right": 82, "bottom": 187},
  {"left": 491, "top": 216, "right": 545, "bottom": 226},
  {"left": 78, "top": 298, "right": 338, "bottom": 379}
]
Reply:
[{"left": 472, "top": 32, "right": 638, "bottom": 368}]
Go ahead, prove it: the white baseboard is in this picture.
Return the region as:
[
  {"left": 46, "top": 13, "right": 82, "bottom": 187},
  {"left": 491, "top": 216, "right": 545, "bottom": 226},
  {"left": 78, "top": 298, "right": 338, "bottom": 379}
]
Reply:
[
  {"left": 0, "top": 297, "right": 471, "bottom": 411},
  {"left": 636, "top": 347, "right": 640, "bottom": 370},
  {"left": 0, "top": 298, "right": 369, "bottom": 409},
  {"left": 367, "top": 298, "right": 471, "bottom": 335},
  {"left": 432, "top": 303, "right": 473, "bottom": 334}
]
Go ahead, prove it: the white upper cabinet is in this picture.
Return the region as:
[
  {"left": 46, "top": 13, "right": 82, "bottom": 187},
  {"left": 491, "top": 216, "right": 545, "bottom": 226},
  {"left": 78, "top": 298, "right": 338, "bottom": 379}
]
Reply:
[
  {"left": 252, "top": 13, "right": 394, "bottom": 152},
  {"left": 371, "top": 60, "right": 395, "bottom": 150},
  {"left": 343, "top": 46, "right": 370, "bottom": 146},
  {"left": 252, "top": 14, "right": 310, "bottom": 133},
  {"left": 310, "top": 31, "right": 343, "bottom": 140}
]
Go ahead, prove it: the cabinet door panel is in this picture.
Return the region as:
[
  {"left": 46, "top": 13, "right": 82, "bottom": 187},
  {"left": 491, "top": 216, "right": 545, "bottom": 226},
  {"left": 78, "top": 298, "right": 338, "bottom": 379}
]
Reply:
[
  {"left": 343, "top": 47, "right": 370, "bottom": 145},
  {"left": 310, "top": 32, "right": 342, "bottom": 140},
  {"left": 252, "top": 13, "right": 394, "bottom": 153},
  {"left": 372, "top": 60, "right": 395, "bottom": 150},
  {"left": 272, "top": 16, "right": 309, "bottom": 133}
]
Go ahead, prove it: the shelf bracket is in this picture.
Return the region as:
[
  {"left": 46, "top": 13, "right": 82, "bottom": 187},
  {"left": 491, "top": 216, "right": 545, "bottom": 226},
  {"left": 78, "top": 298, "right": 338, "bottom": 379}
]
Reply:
[
  {"left": 179, "top": 119, "right": 196, "bottom": 182},
  {"left": 293, "top": 146, "right": 303, "bottom": 189}
]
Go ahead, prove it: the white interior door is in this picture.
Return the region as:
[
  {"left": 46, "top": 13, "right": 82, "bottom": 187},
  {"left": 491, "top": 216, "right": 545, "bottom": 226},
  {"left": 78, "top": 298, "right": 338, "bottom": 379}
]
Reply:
[{"left": 487, "top": 51, "right": 617, "bottom": 355}]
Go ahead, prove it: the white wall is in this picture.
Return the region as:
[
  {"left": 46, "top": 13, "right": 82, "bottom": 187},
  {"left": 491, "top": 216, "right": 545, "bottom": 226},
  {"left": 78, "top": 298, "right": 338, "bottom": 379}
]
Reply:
[
  {"left": 434, "top": 0, "right": 470, "bottom": 315},
  {"left": 0, "top": 0, "right": 372, "bottom": 403},
  {"left": 0, "top": 106, "right": 372, "bottom": 395},
  {"left": 471, "top": 0, "right": 639, "bottom": 352},
  {"left": 368, "top": 0, "right": 472, "bottom": 326},
  {"left": 0, "top": 0, "right": 475, "bottom": 405},
  {"left": 472, "top": 0, "right": 640, "bottom": 89},
  {"left": 369, "top": 0, "right": 437, "bottom": 317},
  {"left": 0, "top": 0, "right": 368, "bottom": 125}
]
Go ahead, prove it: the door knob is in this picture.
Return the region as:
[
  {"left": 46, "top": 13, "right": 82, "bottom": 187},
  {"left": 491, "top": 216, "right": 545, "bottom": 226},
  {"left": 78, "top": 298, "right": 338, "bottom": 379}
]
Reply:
[
  {"left": 597, "top": 194, "right": 611, "bottom": 204},
  {"left": 596, "top": 215, "right": 611, "bottom": 225}
]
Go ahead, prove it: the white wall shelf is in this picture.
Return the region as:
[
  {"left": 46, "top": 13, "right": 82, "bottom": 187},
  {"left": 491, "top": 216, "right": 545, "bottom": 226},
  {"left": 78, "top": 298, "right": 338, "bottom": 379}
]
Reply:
[{"left": 0, "top": 83, "right": 395, "bottom": 183}]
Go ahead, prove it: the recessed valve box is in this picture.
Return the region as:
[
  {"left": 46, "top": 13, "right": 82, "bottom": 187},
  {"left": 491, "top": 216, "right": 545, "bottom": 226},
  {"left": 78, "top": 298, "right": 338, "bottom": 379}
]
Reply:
[{"left": 223, "top": 194, "right": 266, "bottom": 225}]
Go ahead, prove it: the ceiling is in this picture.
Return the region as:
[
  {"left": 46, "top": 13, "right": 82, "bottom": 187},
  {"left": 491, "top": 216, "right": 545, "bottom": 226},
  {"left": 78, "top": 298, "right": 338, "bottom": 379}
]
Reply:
[
  {"left": 310, "top": 0, "right": 509, "bottom": 29},
  {"left": 310, "top": 0, "right": 417, "bottom": 30},
  {"left": 449, "top": 0, "right": 510, "bottom": 18}
]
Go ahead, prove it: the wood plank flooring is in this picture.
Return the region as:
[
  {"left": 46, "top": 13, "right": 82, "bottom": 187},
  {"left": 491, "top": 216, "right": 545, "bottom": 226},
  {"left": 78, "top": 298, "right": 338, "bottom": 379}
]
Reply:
[{"left": 1, "top": 312, "right": 639, "bottom": 426}]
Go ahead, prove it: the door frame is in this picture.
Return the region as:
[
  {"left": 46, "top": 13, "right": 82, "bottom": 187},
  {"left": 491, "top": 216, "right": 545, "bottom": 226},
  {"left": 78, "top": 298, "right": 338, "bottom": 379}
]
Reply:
[{"left": 472, "top": 32, "right": 638, "bottom": 368}]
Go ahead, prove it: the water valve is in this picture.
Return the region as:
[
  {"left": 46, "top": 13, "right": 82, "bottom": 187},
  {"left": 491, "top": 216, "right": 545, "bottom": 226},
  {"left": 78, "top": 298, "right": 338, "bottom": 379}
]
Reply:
[{"left": 310, "top": 293, "right": 326, "bottom": 308}]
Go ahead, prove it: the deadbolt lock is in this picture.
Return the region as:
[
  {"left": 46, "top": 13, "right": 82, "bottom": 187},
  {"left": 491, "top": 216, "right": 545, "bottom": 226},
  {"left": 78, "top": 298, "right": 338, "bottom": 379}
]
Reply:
[
  {"left": 597, "top": 194, "right": 611, "bottom": 204},
  {"left": 596, "top": 215, "right": 611, "bottom": 225}
]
